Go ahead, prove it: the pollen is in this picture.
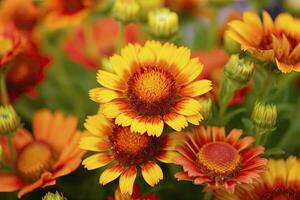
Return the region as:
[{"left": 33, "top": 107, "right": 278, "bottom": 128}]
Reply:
[
  {"left": 196, "top": 142, "right": 241, "bottom": 182},
  {"left": 16, "top": 142, "right": 54, "bottom": 182},
  {"left": 127, "top": 67, "right": 177, "bottom": 116}
]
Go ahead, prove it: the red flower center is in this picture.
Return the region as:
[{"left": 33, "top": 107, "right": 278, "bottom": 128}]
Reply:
[
  {"left": 110, "top": 126, "right": 162, "bottom": 166},
  {"left": 196, "top": 142, "right": 241, "bottom": 182},
  {"left": 127, "top": 67, "right": 177, "bottom": 116},
  {"left": 16, "top": 142, "right": 54, "bottom": 182}
]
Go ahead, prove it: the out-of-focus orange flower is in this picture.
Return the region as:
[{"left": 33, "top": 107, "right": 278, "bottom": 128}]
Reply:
[
  {"left": 62, "top": 17, "right": 143, "bottom": 69},
  {"left": 6, "top": 42, "right": 50, "bottom": 102},
  {"left": 227, "top": 11, "right": 300, "bottom": 73},
  {"left": 0, "top": 109, "right": 84, "bottom": 198},
  {"left": 0, "top": 23, "right": 26, "bottom": 68},
  {"left": 43, "top": 0, "right": 92, "bottom": 29},
  {"left": 194, "top": 49, "right": 251, "bottom": 105},
  {"left": 0, "top": 0, "right": 40, "bottom": 32},
  {"left": 107, "top": 184, "right": 159, "bottom": 200}
]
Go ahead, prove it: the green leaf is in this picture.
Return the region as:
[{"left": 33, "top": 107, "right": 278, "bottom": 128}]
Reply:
[{"left": 264, "top": 148, "right": 285, "bottom": 157}]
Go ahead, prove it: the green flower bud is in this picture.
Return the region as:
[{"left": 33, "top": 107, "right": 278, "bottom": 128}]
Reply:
[
  {"left": 0, "top": 105, "right": 21, "bottom": 135},
  {"left": 251, "top": 102, "right": 277, "bottom": 132},
  {"left": 112, "top": 0, "right": 140, "bottom": 23},
  {"left": 199, "top": 98, "right": 212, "bottom": 122},
  {"left": 42, "top": 192, "right": 66, "bottom": 200},
  {"left": 148, "top": 8, "right": 179, "bottom": 38},
  {"left": 224, "top": 54, "right": 254, "bottom": 86}
]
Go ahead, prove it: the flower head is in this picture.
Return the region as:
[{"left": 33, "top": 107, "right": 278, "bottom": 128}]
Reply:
[
  {"left": 214, "top": 156, "right": 300, "bottom": 200},
  {"left": 80, "top": 113, "right": 183, "bottom": 195},
  {"left": 172, "top": 126, "right": 267, "bottom": 192},
  {"left": 90, "top": 41, "right": 212, "bottom": 137},
  {"left": 0, "top": 109, "right": 84, "bottom": 198},
  {"left": 227, "top": 11, "right": 300, "bottom": 73},
  {"left": 0, "top": 105, "right": 21, "bottom": 135}
]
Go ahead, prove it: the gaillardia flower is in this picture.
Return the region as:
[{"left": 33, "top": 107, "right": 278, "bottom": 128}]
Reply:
[
  {"left": 214, "top": 156, "right": 300, "bottom": 200},
  {"left": 80, "top": 113, "right": 182, "bottom": 195},
  {"left": 107, "top": 184, "right": 158, "bottom": 200},
  {"left": 0, "top": 109, "right": 84, "bottom": 198},
  {"left": 90, "top": 41, "right": 212, "bottom": 136},
  {"left": 227, "top": 11, "right": 300, "bottom": 73},
  {"left": 172, "top": 126, "right": 267, "bottom": 192},
  {"left": 0, "top": 23, "right": 26, "bottom": 67}
]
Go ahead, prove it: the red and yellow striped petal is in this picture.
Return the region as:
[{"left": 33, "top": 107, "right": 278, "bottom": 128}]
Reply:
[
  {"left": 79, "top": 134, "right": 111, "bottom": 152},
  {"left": 176, "top": 58, "right": 203, "bottom": 86},
  {"left": 119, "top": 167, "right": 137, "bottom": 195},
  {"left": 145, "top": 117, "right": 164, "bottom": 137},
  {"left": 99, "top": 164, "right": 124, "bottom": 185},
  {"left": 174, "top": 98, "right": 201, "bottom": 116},
  {"left": 115, "top": 111, "right": 136, "bottom": 127},
  {"left": 180, "top": 80, "right": 212, "bottom": 97},
  {"left": 164, "top": 112, "right": 188, "bottom": 131},
  {"left": 141, "top": 161, "right": 163, "bottom": 187},
  {"left": 100, "top": 100, "right": 128, "bottom": 118},
  {"left": 97, "top": 70, "right": 126, "bottom": 91},
  {"left": 89, "top": 88, "right": 122, "bottom": 103},
  {"left": 156, "top": 151, "right": 179, "bottom": 163},
  {"left": 84, "top": 114, "right": 112, "bottom": 136},
  {"left": 130, "top": 117, "right": 147, "bottom": 134},
  {"left": 82, "top": 153, "right": 113, "bottom": 170},
  {"left": 185, "top": 113, "right": 203, "bottom": 125}
]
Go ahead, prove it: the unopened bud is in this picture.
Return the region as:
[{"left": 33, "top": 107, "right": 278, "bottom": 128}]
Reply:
[
  {"left": 224, "top": 54, "right": 254, "bottom": 86},
  {"left": 251, "top": 102, "right": 277, "bottom": 132},
  {"left": 148, "top": 8, "right": 179, "bottom": 38},
  {"left": 199, "top": 98, "right": 212, "bottom": 122},
  {"left": 112, "top": 0, "right": 140, "bottom": 23},
  {"left": 0, "top": 105, "right": 21, "bottom": 135},
  {"left": 42, "top": 192, "right": 66, "bottom": 200}
]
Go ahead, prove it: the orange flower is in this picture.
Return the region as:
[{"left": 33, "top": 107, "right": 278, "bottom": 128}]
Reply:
[
  {"left": 0, "top": 0, "right": 40, "bottom": 32},
  {"left": 172, "top": 126, "right": 267, "bottom": 193},
  {"left": 80, "top": 113, "right": 182, "bottom": 195},
  {"left": 214, "top": 156, "right": 300, "bottom": 200},
  {"left": 43, "top": 0, "right": 91, "bottom": 29},
  {"left": 0, "top": 109, "right": 84, "bottom": 198},
  {"left": 6, "top": 41, "right": 50, "bottom": 102},
  {"left": 62, "top": 17, "right": 143, "bottom": 69},
  {"left": 227, "top": 11, "right": 300, "bottom": 73},
  {"left": 0, "top": 23, "right": 26, "bottom": 67}
]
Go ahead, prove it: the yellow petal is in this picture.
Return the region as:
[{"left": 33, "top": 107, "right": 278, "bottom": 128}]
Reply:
[
  {"left": 262, "top": 11, "right": 274, "bottom": 33},
  {"left": 180, "top": 80, "right": 212, "bottom": 97},
  {"left": 79, "top": 134, "right": 111, "bottom": 152},
  {"left": 100, "top": 101, "right": 128, "bottom": 118},
  {"left": 110, "top": 54, "right": 131, "bottom": 78},
  {"left": 176, "top": 58, "right": 203, "bottom": 86},
  {"left": 121, "top": 43, "right": 141, "bottom": 69},
  {"left": 156, "top": 151, "right": 179, "bottom": 163},
  {"left": 82, "top": 153, "right": 113, "bottom": 170},
  {"left": 130, "top": 117, "right": 147, "bottom": 134},
  {"left": 146, "top": 117, "right": 164, "bottom": 137},
  {"left": 89, "top": 88, "right": 122, "bottom": 103},
  {"left": 84, "top": 114, "right": 113, "bottom": 136},
  {"left": 115, "top": 111, "right": 136, "bottom": 127},
  {"left": 119, "top": 167, "right": 137, "bottom": 195},
  {"left": 164, "top": 112, "right": 188, "bottom": 131},
  {"left": 97, "top": 70, "right": 126, "bottom": 91},
  {"left": 185, "top": 113, "right": 203, "bottom": 125},
  {"left": 99, "top": 164, "right": 124, "bottom": 185},
  {"left": 138, "top": 46, "right": 155, "bottom": 65},
  {"left": 174, "top": 98, "right": 201, "bottom": 116},
  {"left": 275, "top": 58, "right": 293, "bottom": 73},
  {"left": 141, "top": 161, "right": 163, "bottom": 187}
]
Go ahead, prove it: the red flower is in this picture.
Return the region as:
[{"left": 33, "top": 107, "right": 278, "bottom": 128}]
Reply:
[
  {"left": 62, "top": 17, "right": 143, "bottom": 69},
  {"left": 6, "top": 41, "right": 50, "bottom": 102}
]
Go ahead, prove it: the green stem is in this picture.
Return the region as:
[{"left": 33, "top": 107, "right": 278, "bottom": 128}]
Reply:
[
  {"left": 254, "top": 130, "right": 262, "bottom": 146},
  {"left": 116, "top": 22, "right": 125, "bottom": 54},
  {"left": 0, "top": 71, "right": 9, "bottom": 105}
]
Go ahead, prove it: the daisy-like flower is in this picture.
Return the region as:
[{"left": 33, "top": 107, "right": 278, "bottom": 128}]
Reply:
[
  {"left": 0, "top": 109, "right": 84, "bottom": 198},
  {"left": 227, "top": 11, "right": 300, "bottom": 73},
  {"left": 80, "top": 113, "right": 182, "bottom": 195},
  {"left": 0, "top": 23, "right": 26, "bottom": 67},
  {"left": 107, "top": 184, "right": 158, "bottom": 200},
  {"left": 214, "top": 156, "right": 300, "bottom": 200},
  {"left": 172, "top": 126, "right": 267, "bottom": 192},
  {"left": 90, "top": 41, "right": 212, "bottom": 137}
]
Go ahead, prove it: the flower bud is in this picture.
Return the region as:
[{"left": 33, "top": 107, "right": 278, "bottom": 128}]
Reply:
[
  {"left": 42, "top": 192, "right": 66, "bottom": 200},
  {"left": 224, "top": 54, "right": 254, "bottom": 86},
  {"left": 0, "top": 105, "right": 21, "bottom": 135},
  {"left": 251, "top": 102, "right": 277, "bottom": 132},
  {"left": 112, "top": 0, "right": 140, "bottom": 23},
  {"left": 199, "top": 98, "right": 212, "bottom": 122},
  {"left": 148, "top": 8, "right": 179, "bottom": 38}
]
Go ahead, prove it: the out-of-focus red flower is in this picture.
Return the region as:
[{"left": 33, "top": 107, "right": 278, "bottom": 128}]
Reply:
[
  {"left": 0, "top": 0, "right": 40, "bottom": 32},
  {"left": 62, "top": 17, "right": 143, "bottom": 69},
  {"left": 0, "top": 23, "right": 26, "bottom": 68},
  {"left": 164, "top": 0, "right": 202, "bottom": 13},
  {"left": 6, "top": 41, "right": 50, "bottom": 102},
  {"left": 107, "top": 184, "right": 159, "bottom": 200},
  {"left": 194, "top": 49, "right": 251, "bottom": 105}
]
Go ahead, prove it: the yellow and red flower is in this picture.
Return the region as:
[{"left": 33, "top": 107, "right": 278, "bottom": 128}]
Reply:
[
  {"left": 172, "top": 126, "right": 267, "bottom": 193},
  {"left": 6, "top": 41, "right": 50, "bottom": 102},
  {"left": 43, "top": 0, "right": 92, "bottom": 29},
  {"left": 80, "top": 113, "right": 182, "bottom": 195},
  {"left": 89, "top": 41, "right": 212, "bottom": 137},
  {"left": 0, "top": 109, "right": 84, "bottom": 198},
  {"left": 227, "top": 11, "right": 300, "bottom": 73},
  {"left": 62, "top": 17, "right": 143, "bottom": 69},
  {"left": 107, "top": 184, "right": 159, "bottom": 200},
  {"left": 0, "top": 23, "right": 26, "bottom": 68},
  {"left": 0, "top": 0, "right": 40, "bottom": 32},
  {"left": 214, "top": 156, "right": 300, "bottom": 200}
]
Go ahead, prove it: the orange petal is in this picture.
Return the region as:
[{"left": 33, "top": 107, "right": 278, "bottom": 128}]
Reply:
[
  {"left": 275, "top": 58, "right": 293, "bottom": 73},
  {"left": 13, "top": 129, "right": 33, "bottom": 152},
  {"left": 226, "top": 129, "right": 243, "bottom": 145},
  {"left": 119, "top": 167, "right": 137, "bottom": 195},
  {"left": 0, "top": 173, "right": 23, "bottom": 192},
  {"left": 32, "top": 109, "right": 52, "bottom": 141},
  {"left": 180, "top": 80, "right": 212, "bottom": 97},
  {"left": 89, "top": 88, "right": 122, "bottom": 103},
  {"left": 164, "top": 112, "right": 188, "bottom": 131},
  {"left": 82, "top": 153, "right": 113, "bottom": 170},
  {"left": 96, "top": 70, "right": 126, "bottom": 92},
  {"left": 235, "top": 136, "right": 254, "bottom": 152},
  {"left": 99, "top": 164, "right": 124, "bottom": 185},
  {"left": 174, "top": 98, "right": 201, "bottom": 116},
  {"left": 141, "top": 161, "right": 163, "bottom": 187}
]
